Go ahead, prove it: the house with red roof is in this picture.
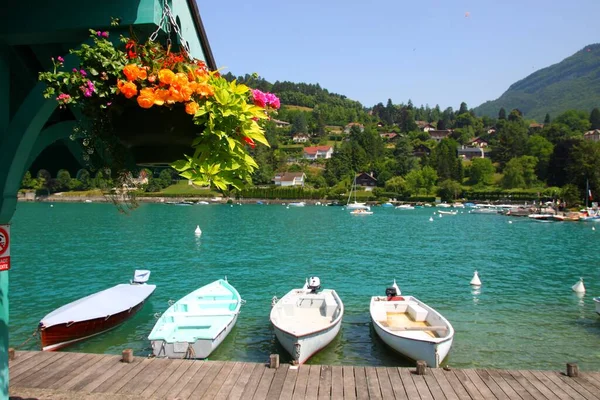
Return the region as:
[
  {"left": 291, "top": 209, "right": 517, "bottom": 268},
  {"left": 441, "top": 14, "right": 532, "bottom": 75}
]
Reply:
[{"left": 303, "top": 146, "right": 334, "bottom": 160}]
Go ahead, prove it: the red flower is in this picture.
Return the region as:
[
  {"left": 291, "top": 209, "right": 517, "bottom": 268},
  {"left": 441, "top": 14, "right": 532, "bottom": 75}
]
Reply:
[
  {"left": 125, "top": 40, "right": 137, "bottom": 59},
  {"left": 243, "top": 136, "right": 255, "bottom": 149}
]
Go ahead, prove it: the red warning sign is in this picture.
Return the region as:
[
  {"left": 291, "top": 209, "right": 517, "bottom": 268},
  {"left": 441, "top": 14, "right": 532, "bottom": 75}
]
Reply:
[{"left": 0, "top": 225, "right": 10, "bottom": 271}]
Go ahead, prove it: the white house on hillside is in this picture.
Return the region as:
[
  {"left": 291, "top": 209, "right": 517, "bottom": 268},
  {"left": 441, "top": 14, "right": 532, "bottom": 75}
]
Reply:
[
  {"left": 292, "top": 133, "right": 310, "bottom": 143},
  {"left": 303, "top": 146, "right": 334, "bottom": 160},
  {"left": 273, "top": 172, "right": 306, "bottom": 187}
]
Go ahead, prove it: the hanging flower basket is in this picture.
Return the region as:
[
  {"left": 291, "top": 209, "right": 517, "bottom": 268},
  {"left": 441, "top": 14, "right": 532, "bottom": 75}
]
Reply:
[{"left": 38, "top": 20, "right": 279, "bottom": 190}]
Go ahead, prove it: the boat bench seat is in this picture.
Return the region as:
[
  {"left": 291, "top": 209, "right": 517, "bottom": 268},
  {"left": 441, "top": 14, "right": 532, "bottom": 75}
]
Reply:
[
  {"left": 324, "top": 295, "right": 338, "bottom": 316},
  {"left": 171, "top": 310, "right": 237, "bottom": 317},
  {"left": 194, "top": 299, "right": 237, "bottom": 305},
  {"left": 407, "top": 303, "right": 428, "bottom": 322}
]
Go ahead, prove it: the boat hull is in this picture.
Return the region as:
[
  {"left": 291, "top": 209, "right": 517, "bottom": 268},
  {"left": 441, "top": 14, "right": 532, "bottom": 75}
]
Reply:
[
  {"left": 41, "top": 300, "right": 147, "bottom": 351},
  {"left": 372, "top": 320, "right": 453, "bottom": 367},
  {"left": 594, "top": 297, "right": 600, "bottom": 316},
  {"left": 151, "top": 312, "right": 238, "bottom": 359},
  {"left": 274, "top": 317, "right": 342, "bottom": 364}
]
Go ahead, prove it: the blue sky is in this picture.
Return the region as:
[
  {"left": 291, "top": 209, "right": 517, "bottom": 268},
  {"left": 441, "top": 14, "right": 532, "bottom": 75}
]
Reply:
[{"left": 197, "top": 0, "right": 600, "bottom": 110}]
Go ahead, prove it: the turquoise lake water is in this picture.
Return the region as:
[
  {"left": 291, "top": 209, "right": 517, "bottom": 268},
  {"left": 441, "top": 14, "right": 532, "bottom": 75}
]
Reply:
[{"left": 7, "top": 202, "right": 600, "bottom": 370}]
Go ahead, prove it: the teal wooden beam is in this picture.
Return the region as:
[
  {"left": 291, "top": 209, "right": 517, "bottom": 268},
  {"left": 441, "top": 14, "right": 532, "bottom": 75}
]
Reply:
[
  {"left": 0, "top": 41, "right": 8, "bottom": 133},
  {"left": 0, "top": 40, "right": 9, "bottom": 400},
  {"left": 26, "top": 121, "right": 79, "bottom": 169}
]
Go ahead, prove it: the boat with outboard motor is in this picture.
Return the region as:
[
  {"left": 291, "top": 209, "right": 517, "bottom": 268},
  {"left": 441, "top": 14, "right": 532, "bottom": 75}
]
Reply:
[
  {"left": 149, "top": 278, "right": 242, "bottom": 359},
  {"left": 39, "top": 270, "right": 156, "bottom": 351},
  {"left": 370, "top": 280, "right": 454, "bottom": 367},
  {"left": 270, "top": 277, "right": 344, "bottom": 365}
]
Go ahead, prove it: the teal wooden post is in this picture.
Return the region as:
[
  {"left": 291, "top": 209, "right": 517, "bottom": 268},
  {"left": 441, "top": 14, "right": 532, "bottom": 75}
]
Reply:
[{"left": 0, "top": 41, "right": 10, "bottom": 399}]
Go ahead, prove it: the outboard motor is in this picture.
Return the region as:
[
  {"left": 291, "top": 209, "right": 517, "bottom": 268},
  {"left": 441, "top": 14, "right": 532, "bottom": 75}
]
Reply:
[
  {"left": 385, "top": 287, "right": 397, "bottom": 299},
  {"left": 307, "top": 276, "right": 321, "bottom": 293}
]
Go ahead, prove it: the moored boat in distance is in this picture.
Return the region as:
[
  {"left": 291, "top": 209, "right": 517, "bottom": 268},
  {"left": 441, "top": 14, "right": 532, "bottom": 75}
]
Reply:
[
  {"left": 594, "top": 297, "right": 600, "bottom": 315},
  {"left": 270, "top": 277, "right": 344, "bottom": 365},
  {"left": 40, "top": 270, "right": 156, "bottom": 351},
  {"left": 288, "top": 202, "right": 306, "bottom": 207},
  {"left": 395, "top": 204, "right": 415, "bottom": 210},
  {"left": 527, "top": 213, "right": 555, "bottom": 221},
  {"left": 149, "top": 279, "right": 242, "bottom": 359},
  {"left": 438, "top": 210, "right": 457, "bottom": 215},
  {"left": 370, "top": 280, "right": 454, "bottom": 368},
  {"left": 350, "top": 209, "right": 373, "bottom": 215}
]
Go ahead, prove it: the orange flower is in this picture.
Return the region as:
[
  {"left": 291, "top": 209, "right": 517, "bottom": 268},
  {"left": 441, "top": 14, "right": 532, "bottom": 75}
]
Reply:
[
  {"left": 137, "top": 68, "right": 147, "bottom": 80},
  {"left": 173, "top": 73, "right": 189, "bottom": 88},
  {"left": 137, "top": 88, "right": 155, "bottom": 109},
  {"left": 185, "top": 101, "right": 199, "bottom": 115},
  {"left": 181, "top": 85, "right": 194, "bottom": 101},
  {"left": 158, "top": 69, "right": 175, "bottom": 85},
  {"left": 153, "top": 89, "right": 169, "bottom": 106},
  {"left": 123, "top": 64, "right": 140, "bottom": 81},
  {"left": 117, "top": 79, "right": 138, "bottom": 99},
  {"left": 196, "top": 82, "right": 214, "bottom": 98},
  {"left": 168, "top": 86, "right": 184, "bottom": 103}
]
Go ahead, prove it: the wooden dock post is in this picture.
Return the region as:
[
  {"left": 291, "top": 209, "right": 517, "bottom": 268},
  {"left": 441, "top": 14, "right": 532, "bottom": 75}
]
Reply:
[
  {"left": 566, "top": 362, "right": 579, "bottom": 377},
  {"left": 8, "top": 348, "right": 14, "bottom": 361},
  {"left": 416, "top": 360, "right": 427, "bottom": 375},
  {"left": 269, "top": 354, "right": 280, "bottom": 369},
  {"left": 122, "top": 348, "right": 134, "bottom": 363}
]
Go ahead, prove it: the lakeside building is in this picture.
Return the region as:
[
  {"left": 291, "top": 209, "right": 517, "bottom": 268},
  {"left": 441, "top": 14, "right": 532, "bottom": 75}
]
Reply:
[
  {"left": 273, "top": 172, "right": 306, "bottom": 187},
  {"left": 303, "top": 146, "right": 334, "bottom": 160}
]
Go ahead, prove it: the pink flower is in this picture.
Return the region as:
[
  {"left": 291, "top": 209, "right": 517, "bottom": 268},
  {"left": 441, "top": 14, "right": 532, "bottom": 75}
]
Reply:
[
  {"left": 96, "top": 31, "right": 102, "bottom": 37},
  {"left": 101, "top": 32, "right": 109, "bottom": 38},
  {"left": 265, "top": 93, "right": 280, "bottom": 109},
  {"left": 72, "top": 68, "right": 78, "bottom": 73},
  {"left": 251, "top": 89, "right": 267, "bottom": 108},
  {"left": 57, "top": 56, "right": 64, "bottom": 63},
  {"left": 80, "top": 69, "right": 87, "bottom": 76}
]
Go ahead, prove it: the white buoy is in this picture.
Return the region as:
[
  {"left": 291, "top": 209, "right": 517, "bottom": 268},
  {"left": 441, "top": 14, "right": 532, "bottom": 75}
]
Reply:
[
  {"left": 230, "top": 204, "right": 233, "bottom": 208},
  {"left": 572, "top": 277, "right": 585, "bottom": 293},
  {"left": 50, "top": 204, "right": 54, "bottom": 208},
  {"left": 429, "top": 216, "right": 433, "bottom": 222},
  {"left": 593, "top": 226, "right": 596, "bottom": 231},
  {"left": 438, "top": 214, "right": 442, "bottom": 218},
  {"left": 194, "top": 225, "right": 202, "bottom": 236},
  {"left": 286, "top": 206, "right": 289, "bottom": 209},
  {"left": 508, "top": 221, "right": 513, "bottom": 224},
  {"left": 470, "top": 271, "right": 482, "bottom": 287}
]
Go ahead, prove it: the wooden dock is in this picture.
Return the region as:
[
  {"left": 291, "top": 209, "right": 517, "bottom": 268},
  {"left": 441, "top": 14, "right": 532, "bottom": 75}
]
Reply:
[{"left": 8, "top": 351, "right": 600, "bottom": 399}]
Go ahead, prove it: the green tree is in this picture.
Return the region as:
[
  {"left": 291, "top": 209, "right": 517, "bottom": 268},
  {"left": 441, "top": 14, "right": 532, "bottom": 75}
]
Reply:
[
  {"left": 437, "top": 179, "right": 462, "bottom": 201},
  {"left": 393, "top": 137, "right": 417, "bottom": 176},
  {"left": 76, "top": 169, "right": 91, "bottom": 190},
  {"left": 494, "top": 119, "right": 528, "bottom": 166},
  {"left": 384, "top": 176, "right": 409, "bottom": 196},
  {"left": 554, "top": 110, "right": 591, "bottom": 133},
  {"left": 498, "top": 108, "right": 506, "bottom": 120},
  {"left": 57, "top": 169, "right": 72, "bottom": 191},
  {"left": 430, "top": 138, "right": 461, "bottom": 181},
  {"left": 527, "top": 135, "right": 553, "bottom": 180},
  {"left": 590, "top": 108, "right": 600, "bottom": 130},
  {"left": 561, "top": 184, "right": 581, "bottom": 207},
  {"left": 420, "top": 166, "right": 438, "bottom": 194},
  {"left": 544, "top": 113, "right": 551, "bottom": 124},
  {"left": 469, "top": 158, "right": 495, "bottom": 186},
  {"left": 458, "top": 102, "right": 469, "bottom": 115},
  {"left": 291, "top": 113, "right": 308, "bottom": 134},
  {"left": 501, "top": 156, "right": 538, "bottom": 189},
  {"left": 21, "top": 171, "right": 34, "bottom": 189}
]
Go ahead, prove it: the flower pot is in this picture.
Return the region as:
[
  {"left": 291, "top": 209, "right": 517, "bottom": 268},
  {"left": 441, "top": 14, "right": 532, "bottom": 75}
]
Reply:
[{"left": 112, "top": 104, "right": 202, "bottom": 166}]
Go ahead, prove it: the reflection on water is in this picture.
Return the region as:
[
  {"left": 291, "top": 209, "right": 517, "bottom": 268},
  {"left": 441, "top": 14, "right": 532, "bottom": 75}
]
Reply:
[{"left": 471, "top": 287, "right": 481, "bottom": 305}]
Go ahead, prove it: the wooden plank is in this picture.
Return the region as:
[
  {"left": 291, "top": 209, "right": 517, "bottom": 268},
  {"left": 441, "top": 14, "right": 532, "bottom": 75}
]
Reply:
[
  {"left": 228, "top": 363, "right": 258, "bottom": 400},
  {"left": 450, "top": 370, "right": 484, "bottom": 400},
  {"left": 398, "top": 368, "right": 421, "bottom": 400},
  {"left": 317, "top": 365, "right": 332, "bottom": 400},
  {"left": 214, "top": 361, "right": 245, "bottom": 399},
  {"left": 238, "top": 362, "right": 266, "bottom": 400},
  {"left": 364, "top": 366, "right": 382, "bottom": 400},
  {"left": 540, "top": 370, "right": 599, "bottom": 400},
  {"left": 137, "top": 358, "right": 186, "bottom": 398},
  {"left": 487, "top": 369, "right": 535, "bottom": 400},
  {"left": 181, "top": 361, "right": 225, "bottom": 400},
  {"left": 422, "top": 370, "right": 448, "bottom": 400},
  {"left": 516, "top": 370, "right": 561, "bottom": 400},
  {"left": 251, "top": 367, "right": 276, "bottom": 400},
  {"left": 119, "top": 358, "right": 175, "bottom": 396},
  {"left": 280, "top": 365, "right": 299, "bottom": 400},
  {"left": 437, "top": 369, "right": 472, "bottom": 400},
  {"left": 93, "top": 357, "right": 155, "bottom": 394},
  {"left": 265, "top": 364, "right": 290, "bottom": 400},
  {"left": 305, "top": 365, "right": 321, "bottom": 400},
  {"left": 472, "top": 369, "right": 509, "bottom": 399},
  {"left": 430, "top": 369, "right": 460, "bottom": 400},
  {"left": 331, "top": 366, "right": 343, "bottom": 400},
  {"left": 153, "top": 360, "right": 202, "bottom": 400},
  {"left": 376, "top": 367, "right": 394, "bottom": 400},
  {"left": 26, "top": 352, "right": 88, "bottom": 388},
  {"left": 9, "top": 350, "right": 38, "bottom": 367},
  {"left": 293, "top": 365, "right": 311, "bottom": 400},
  {"left": 342, "top": 366, "right": 356, "bottom": 400},
  {"left": 353, "top": 366, "right": 369, "bottom": 400},
  {"left": 9, "top": 351, "right": 65, "bottom": 383},
  {"left": 580, "top": 372, "right": 600, "bottom": 389},
  {"left": 48, "top": 353, "right": 110, "bottom": 390},
  {"left": 79, "top": 358, "right": 130, "bottom": 393},
  {"left": 38, "top": 353, "right": 103, "bottom": 390},
  {"left": 411, "top": 373, "right": 435, "bottom": 400},
  {"left": 171, "top": 361, "right": 221, "bottom": 400},
  {"left": 461, "top": 369, "right": 496, "bottom": 400},
  {"left": 535, "top": 370, "right": 585, "bottom": 400},
  {"left": 66, "top": 355, "right": 121, "bottom": 391},
  {"left": 200, "top": 361, "right": 239, "bottom": 400},
  {"left": 505, "top": 370, "right": 547, "bottom": 400},
  {"left": 12, "top": 351, "right": 71, "bottom": 385},
  {"left": 387, "top": 367, "right": 408, "bottom": 400}
]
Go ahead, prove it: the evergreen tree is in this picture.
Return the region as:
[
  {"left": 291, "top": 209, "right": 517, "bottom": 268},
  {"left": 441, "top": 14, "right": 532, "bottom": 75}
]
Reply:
[
  {"left": 590, "top": 107, "right": 600, "bottom": 130},
  {"left": 430, "top": 138, "right": 461, "bottom": 181},
  {"left": 498, "top": 108, "right": 506, "bottom": 120},
  {"left": 544, "top": 113, "right": 551, "bottom": 124},
  {"left": 458, "top": 102, "right": 469, "bottom": 115}
]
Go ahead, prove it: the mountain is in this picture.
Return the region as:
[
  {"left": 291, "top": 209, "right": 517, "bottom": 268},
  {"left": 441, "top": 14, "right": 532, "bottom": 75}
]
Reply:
[{"left": 474, "top": 44, "right": 600, "bottom": 121}]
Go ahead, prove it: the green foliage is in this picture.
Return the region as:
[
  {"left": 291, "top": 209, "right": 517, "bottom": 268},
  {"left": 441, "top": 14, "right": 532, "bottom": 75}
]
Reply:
[
  {"left": 561, "top": 184, "right": 582, "bottom": 207},
  {"left": 590, "top": 108, "right": 600, "bottom": 129},
  {"left": 474, "top": 44, "right": 600, "bottom": 121},
  {"left": 553, "top": 110, "right": 591, "bottom": 133},
  {"left": 384, "top": 176, "right": 409, "bottom": 197},
  {"left": 469, "top": 158, "right": 495, "bottom": 186},
  {"left": 437, "top": 179, "right": 462, "bottom": 201},
  {"left": 429, "top": 138, "right": 461, "bottom": 181},
  {"left": 494, "top": 119, "right": 528, "bottom": 166},
  {"left": 501, "top": 156, "right": 539, "bottom": 189},
  {"left": 405, "top": 166, "right": 438, "bottom": 195}
]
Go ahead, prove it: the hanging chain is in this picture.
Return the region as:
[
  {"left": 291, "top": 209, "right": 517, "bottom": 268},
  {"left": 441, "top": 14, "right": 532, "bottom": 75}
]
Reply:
[{"left": 148, "top": 0, "right": 191, "bottom": 55}]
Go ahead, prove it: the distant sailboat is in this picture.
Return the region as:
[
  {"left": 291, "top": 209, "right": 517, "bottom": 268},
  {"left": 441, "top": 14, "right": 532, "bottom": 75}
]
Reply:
[{"left": 346, "top": 174, "right": 370, "bottom": 211}]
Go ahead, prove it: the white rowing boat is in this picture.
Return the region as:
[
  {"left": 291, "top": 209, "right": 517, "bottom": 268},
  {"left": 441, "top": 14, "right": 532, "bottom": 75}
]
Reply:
[
  {"left": 370, "top": 281, "right": 454, "bottom": 367},
  {"left": 270, "top": 277, "right": 344, "bottom": 364}
]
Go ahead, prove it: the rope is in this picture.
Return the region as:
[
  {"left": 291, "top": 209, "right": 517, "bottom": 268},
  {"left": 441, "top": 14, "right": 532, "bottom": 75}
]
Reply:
[
  {"left": 271, "top": 296, "right": 278, "bottom": 307},
  {"left": 14, "top": 328, "right": 40, "bottom": 350},
  {"left": 185, "top": 343, "right": 196, "bottom": 359}
]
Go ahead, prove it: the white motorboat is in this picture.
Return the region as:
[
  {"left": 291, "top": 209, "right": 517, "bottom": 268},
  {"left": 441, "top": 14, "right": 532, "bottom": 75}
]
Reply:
[
  {"left": 470, "top": 205, "right": 500, "bottom": 214},
  {"left": 370, "top": 281, "right": 454, "bottom": 367},
  {"left": 395, "top": 204, "right": 415, "bottom": 210},
  {"left": 270, "top": 277, "right": 344, "bottom": 365},
  {"left": 594, "top": 297, "right": 600, "bottom": 315},
  {"left": 288, "top": 202, "right": 306, "bottom": 207},
  {"left": 436, "top": 203, "right": 451, "bottom": 208},
  {"left": 350, "top": 209, "right": 373, "bottom": 215},
  {"left": 437, "top": 210, "right": 457, "bottom": 215},
  {"left": 149, "top": 279, "right": 242, "bottom": 359}
]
